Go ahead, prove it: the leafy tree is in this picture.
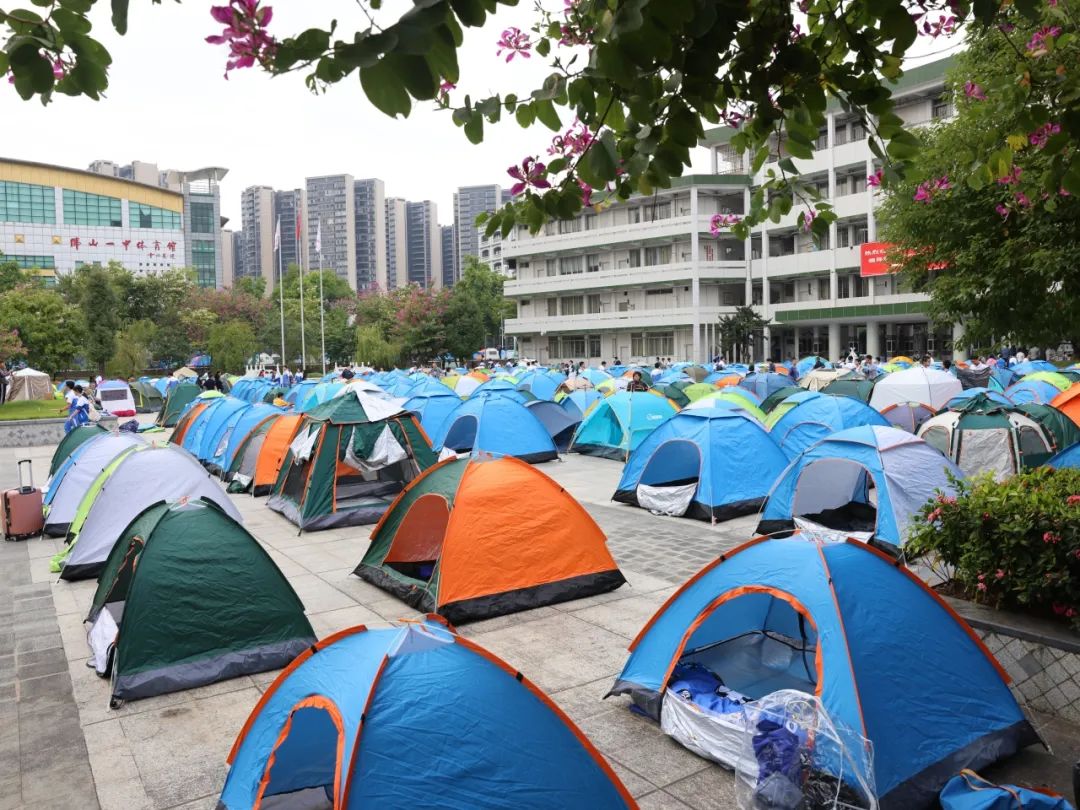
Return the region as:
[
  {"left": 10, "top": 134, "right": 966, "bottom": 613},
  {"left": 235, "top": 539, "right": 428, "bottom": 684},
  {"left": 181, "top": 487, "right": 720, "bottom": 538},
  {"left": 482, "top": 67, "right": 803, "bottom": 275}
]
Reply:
[
  {"left": 10, "top": 0, "right": 1056, "bottom": 239},
  {"left": 150, "top": 323, "right": 193, "bottom": 369},
  {"left": 877, "top": 11, "right": 1080, "bottom": 351},
  {"left": 107, "top": 324, "right": 152, "bottom": 379},
  {"left": 444, "top": 293, "right": 486, "bottom": 361},
  {"left": 233, "top": 275, "right": 266, "bottom": 298},
  {"left": 0, "top": 260, "right": 31, "bottom": 293},
  {"left": 64, "top": 265, "right": 120, "bottom": 375},
  {"left": 354, "top": 291, "right": 399, "bottom": 340},
  {"left": 0, "top": 328, "right": 25, "bottom": 364},
  {"left": 390, "top": 286, "right": 450, "bottom": 364},
  {"left": 208, "top": 320, "right": 258, "bottom": 372},
  {"left": 454, "top": 256, "right": 514, "bottom": 347},
  {"left": 718, "top": 306, "right": 771, "bottom": 364},
  {"left": 0, "top": 285, "right": 83, "bottom": 373},
  {"left": 355, "top": 324, "right": 401, "bottom": 370}
]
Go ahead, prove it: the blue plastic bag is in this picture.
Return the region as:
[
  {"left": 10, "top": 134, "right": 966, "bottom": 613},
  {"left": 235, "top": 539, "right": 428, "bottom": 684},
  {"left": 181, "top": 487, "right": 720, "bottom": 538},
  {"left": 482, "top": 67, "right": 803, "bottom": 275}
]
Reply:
[{"left": 940, "top": 770, "right": 1073, "bottom": 810}]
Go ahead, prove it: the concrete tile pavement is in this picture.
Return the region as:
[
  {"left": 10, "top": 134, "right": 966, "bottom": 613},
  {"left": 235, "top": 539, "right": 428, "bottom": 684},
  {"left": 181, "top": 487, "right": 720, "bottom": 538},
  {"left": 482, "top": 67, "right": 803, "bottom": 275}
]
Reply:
[{"left": 1, "top": 437, "right": 1078, "bottom": 807}]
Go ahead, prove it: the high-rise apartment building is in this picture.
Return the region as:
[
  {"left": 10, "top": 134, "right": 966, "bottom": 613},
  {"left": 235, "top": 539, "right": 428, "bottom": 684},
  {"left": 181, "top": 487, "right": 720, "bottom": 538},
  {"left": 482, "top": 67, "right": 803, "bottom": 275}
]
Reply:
[
  {"left": 231, "top": 230, "right": 244, "bottom": 281},
  {"left": 240, "top": 185, "right": 274, "bottom": 289},
  {"left": 452, "top": 184, "right": 503, "bottom": 284},
  {"left": 354, "top": 179, "right": 387, "bottom": 291},
  {"left": 273, "top": 188, "right": 308, "bottom": 273},
  {"left": 384, "top": 197, "right": 408, "bottom": 290},
  {"left": 305, "top": 174, "right": 356, "bottom": 289},
  {"left": 441, "top": 225, "right": 456, "bottom": 286},
  {"left": 221, "top": 228, "right": 236, "bottom": 288},
  {"left": 405, "top": 200, "right": 441, "bottom": 288},
  {"left": 501, "top": 57, "right": 960, "bottom": 364}
]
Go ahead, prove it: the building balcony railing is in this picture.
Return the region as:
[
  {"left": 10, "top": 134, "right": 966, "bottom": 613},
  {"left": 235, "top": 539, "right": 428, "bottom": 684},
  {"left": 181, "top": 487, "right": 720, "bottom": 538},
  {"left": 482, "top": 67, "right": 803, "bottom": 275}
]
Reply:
[
  {"left": 505, "top": 260, "right": 747, "bottom": 297},
  {"left": 506, "top": 305, "right": 737, "bottom": 334},
  {"left": 501, "top": 214, "right": 730, "bottom": 257}
]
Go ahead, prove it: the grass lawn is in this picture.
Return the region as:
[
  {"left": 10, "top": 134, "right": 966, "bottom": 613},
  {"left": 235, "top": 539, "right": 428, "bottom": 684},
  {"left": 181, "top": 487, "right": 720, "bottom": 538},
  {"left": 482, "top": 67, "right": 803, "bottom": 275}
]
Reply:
[{"left": 0, "top": 398, "right": 67, "bottom": 421}]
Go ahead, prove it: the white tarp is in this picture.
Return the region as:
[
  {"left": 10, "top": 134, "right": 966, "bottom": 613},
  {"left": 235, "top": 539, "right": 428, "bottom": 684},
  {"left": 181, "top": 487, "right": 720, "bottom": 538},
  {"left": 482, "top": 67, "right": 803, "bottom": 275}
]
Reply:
[
  {"left": 344, "top": 424, "right": 409, "bottom": 473},
  {"left": 289, "top": 425, "right": 319, "bottom": 464},
  {"left": 88, "top": 606, "right": 119, "bottom": 675},
  {"left": 661, "top": 688, "right": 750, "bottom": 772},
  {"left": 638, "top": 482, "right": 697, "bottom": 517}
]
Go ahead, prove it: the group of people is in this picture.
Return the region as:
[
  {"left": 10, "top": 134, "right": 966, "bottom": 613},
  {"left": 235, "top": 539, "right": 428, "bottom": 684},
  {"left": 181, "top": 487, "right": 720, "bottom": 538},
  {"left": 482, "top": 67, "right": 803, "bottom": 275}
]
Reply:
[
  {"left": 60, "top": 380, "right": 92, "bottom": 433},
  {"left": 253, "top": 367, "right": 305, "bottom": 388}
]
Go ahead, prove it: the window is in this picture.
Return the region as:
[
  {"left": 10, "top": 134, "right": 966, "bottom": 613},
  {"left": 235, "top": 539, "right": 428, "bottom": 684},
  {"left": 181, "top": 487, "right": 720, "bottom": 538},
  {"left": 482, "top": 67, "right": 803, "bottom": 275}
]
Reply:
[
  {"left": 851, "top": 120, "right": 866, "bottom": 140},
  {"left": 586, "top": 253, "right": 601, "bottom": 273},
  {"left": 4, "top": 254, "right": 55, "bottom": 269},
  {"left": 752, "top": 282, "right": 763, "bottom": 305},
  {"left": 627, "top": 250, "right": 642, "bottom": 268},
  {"left": 631, "top": 333, "right": 644, "bottom": 356},
  {"left": 645, "top": 288, "right": 674, "bottom": 296},
  {"left": 723, "top": 289, "right": 738, "bottom": 305},
  {"left": 63, "top": 189, "right": 122, "bottom": 227},
  {"left": 628, "top": 208, "right": 641, "bottom": 224},
  {"left": 644, "top": 245, "right": 671, "bottom": 265},
  {"left": 818, "top": 277, "right": 831, "bottom": 299},
  {"left": 837, "top": 275, "right": 850, "bottom": 298},
  {"left": 560, "top": 335, "right": 586, "bottom": 357},
  {"left": 645, "top": 202, "right": 672, "bottom": 220},
  {"left": 645, "top": 331, "right": 675, "bottom": 355},
  {"left": 751, "top": 234, "right": 762, "bottom": 260},
  {"left": 0, "top": 181, "right": 55, "bottom": 224},
  {"left": 559, "top": 255, "right": 584, "bottom": 275},
  {"left": 130, "top": 202, "right": 182, "bottom": 230},
  {"left": 854, "top": 223, "right": 869, "bottom": 245},
  {"left": 547, "top": 298, "right": 558, "bottom": 316},
  {"left": 932, "top": 98, "right": 953, "bottom": 119},
  {"left": 561, "top": 296, "right": 584, "bottom": 316},
  {"left": 814, "top": 128, "right": 828, "bottom": 150},
  {"left": 191, "top": 239, "right": 217, "bottom": 288},
  {"left": 837, "top": 226, "right": 851, "bottom": 248},
  {"left": 588, "top": 335, "right": 601, "bottom": 357},
  {"left": 545, "top": 258, "right": 557, "bottom": 277},
  {"left": 834, "top": 124, "right": 849, "bottom": 146},
  {"left": 587, "top": 294, "right": 602, "bottom": 314},
  {"left": 558, "top": 217, "right": 583, "bottom": 234},
  {"left": 583, "top": 215, "right": 596, "bottom": 231},
  {"left": 189, "top": 201, "right": 214, "bottom": 233}
]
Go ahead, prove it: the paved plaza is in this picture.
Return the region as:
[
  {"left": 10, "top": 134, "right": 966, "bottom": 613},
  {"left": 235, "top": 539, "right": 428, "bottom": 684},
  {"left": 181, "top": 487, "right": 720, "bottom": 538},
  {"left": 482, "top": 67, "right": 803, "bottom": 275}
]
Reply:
[{"left": 2, "top": 430, "right": 1080, "bottom": 809}]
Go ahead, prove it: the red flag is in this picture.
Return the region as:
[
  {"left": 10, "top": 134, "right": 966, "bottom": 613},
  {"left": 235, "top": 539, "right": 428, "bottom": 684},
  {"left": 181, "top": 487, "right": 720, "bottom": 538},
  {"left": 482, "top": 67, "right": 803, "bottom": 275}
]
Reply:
[{"left": 296, "top": 208, "right": 302, "bottom": 242}]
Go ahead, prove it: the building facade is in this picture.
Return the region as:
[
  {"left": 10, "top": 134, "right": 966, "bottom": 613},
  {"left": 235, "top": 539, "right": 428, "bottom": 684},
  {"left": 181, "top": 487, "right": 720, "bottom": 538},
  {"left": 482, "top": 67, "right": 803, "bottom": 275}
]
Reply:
[
  {"left": 441, "top": 225, "right": 456, "bottom": 286},
  {"left": 477, "top": 227, "right": 508, "bottom": 277},
  {"left": 384, "top": 197, "right": 408, "bottom": 290},
  {"left": 452, "top": 184, "right": 504, "bottom": 285},
  {"left": 221, "top": 227, "right": 236, "bottom": 288},
  {"left": 305, "top": 174, "right": 356, "bottom": 289},
  {"left": 502, "top": 56, "right": 959, "bottom": 364},
  {"left": 273, "top": 188, "right": 309, "bottom": 274},
  {"left": 2, "top": 157, "right": 188, "bottom": 280},
  {"left": 231, "top": 230, "right": 245, "bottom": 282},
  {"left": 405, "top": 200, "right": 442, "bottom": 288},
  {"left": 354, "top": 178, "right": 386, "bottom": 291},
  {"left": 240, "top": 185, "right": 274, "bottom": 287}
]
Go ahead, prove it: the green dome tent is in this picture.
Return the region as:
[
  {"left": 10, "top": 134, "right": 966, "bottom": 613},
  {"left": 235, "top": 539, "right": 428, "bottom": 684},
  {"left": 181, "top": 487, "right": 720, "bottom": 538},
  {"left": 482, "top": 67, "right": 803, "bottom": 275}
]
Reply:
[
  {"left": 86, "top": 497, "right": 315, "bottom": 706},
  {"left": 156, "top": 382, "right": 202, "bottom": 427}
]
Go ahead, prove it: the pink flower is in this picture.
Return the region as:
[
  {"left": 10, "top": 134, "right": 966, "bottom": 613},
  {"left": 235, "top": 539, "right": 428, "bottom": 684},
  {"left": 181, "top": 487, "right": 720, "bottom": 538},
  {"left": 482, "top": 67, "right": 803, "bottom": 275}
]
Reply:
[
  {"left": 496, "top": 27, "right": 532, "bottom": 62},
  {"left": 867, "top": 169, "right": 884, "bottom": 187},
  {"left": 548, "top": 121, "right": 595, "bottom": 157},
  {"left": 976, "top": 582, "right": 988, "bottom": 592},
  {"left": 1054, "top": 602, "right": 1069, "bottom": 615},
  {"left": 937, "top": 494, "right": 957, "bottom": 505},
  {"left": 913, "top": 176, "right": 949, "bottom": 204},
  {"left": 918, "top": 13, "right": 957, "bottom": 37},
  {"left": 1068, "top": 495, "right": 1080, "bottom": 505},
  {"left": 1029, "top": 122, "right": 1061, "bottom": 148},
  {"left": 995, "top": 569, "right": 1006, "bottom": 579},
  {"left": 997, "top": 166, "right": 1022, "bottom": 186},
  {"left": 927, "top": 507, "right": 943, "bottom": 522},
  {"left": 709, "top": 213, "right": 742, "bottom": 235},
  {"left": 206, "top": 0, "right": 276, "bottom": 77},
  {"left": 577, "top": 179, "right": 593, "bottom": 206},
  {"left": 1027, "top": 26, "right": 1061, "bottom": 57},
  {"left": 1015, "top": 192, "right": 1032, "bottom": 208},
  {"left": 506, "top": 158, "right": 550, "bottom": 196},
  {"left": 977, "top": 572, "right": 986, "bottom": 581},
  {"left": 964, "top": 81, "right": 987, "bottom": 101},
  {"left": 1044, "top": 530, "right": 1062, "bottom": 544},
  {"left": 995, "top": 204, "right": 1010, "bottom": 219},
  {"left": 982, "top": 512, "right": 992, "bottom": 521},
  {"left": 800, "top": 208, "right": 817, "bottom": 233}
]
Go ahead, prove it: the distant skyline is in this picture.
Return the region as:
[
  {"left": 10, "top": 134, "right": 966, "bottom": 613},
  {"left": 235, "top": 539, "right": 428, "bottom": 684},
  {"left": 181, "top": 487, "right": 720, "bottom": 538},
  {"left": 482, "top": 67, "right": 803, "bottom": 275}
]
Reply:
[{"left": 0, "top": 3, "right": 961, "bottom": 226}]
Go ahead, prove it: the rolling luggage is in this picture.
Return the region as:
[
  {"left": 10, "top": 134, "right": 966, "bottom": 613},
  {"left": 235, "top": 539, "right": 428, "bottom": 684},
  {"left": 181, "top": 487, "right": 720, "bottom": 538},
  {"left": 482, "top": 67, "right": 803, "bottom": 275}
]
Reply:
[{"left": 3, "top": 459, "right": 44, "bottom": 541}]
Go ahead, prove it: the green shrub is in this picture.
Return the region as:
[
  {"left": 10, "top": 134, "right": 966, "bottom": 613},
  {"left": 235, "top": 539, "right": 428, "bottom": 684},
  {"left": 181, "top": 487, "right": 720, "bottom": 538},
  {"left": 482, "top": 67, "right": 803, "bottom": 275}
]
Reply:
[{"left": 906, "top": 467, "right": 1080, "bottom": 628}]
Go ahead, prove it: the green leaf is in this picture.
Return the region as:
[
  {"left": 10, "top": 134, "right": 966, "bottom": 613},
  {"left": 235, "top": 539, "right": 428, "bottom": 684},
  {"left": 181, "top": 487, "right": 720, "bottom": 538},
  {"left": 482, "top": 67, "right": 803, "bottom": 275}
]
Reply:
[
  {"left": 535, "top": 37, "right": 550, "bottom": 58},
  {"left": 385, "top": 52, "right": 437, "bottom": 100},
  {"left": 515, "top": 103, "right": 535, "bottom": 128},
  {"left": 110, "top": 0, "right": 128, "bottom": 35},
  {"left": 778, "top": 158, "right": 797, "bottom": 174},
  {"left": 463, "top": 111, "right": 483, "bottom": 144},
  {"left": 449, "top": 0, "right": 487, "bottom": 27},
  {"left": 1062, "top": 163, "right": 1080, "bottom": 196},
  {"left": 360, "top": 59, "right": 413, "bottom": 118},
  {"left": 533, "top": 98, "right": 561, "bottom": 131}
]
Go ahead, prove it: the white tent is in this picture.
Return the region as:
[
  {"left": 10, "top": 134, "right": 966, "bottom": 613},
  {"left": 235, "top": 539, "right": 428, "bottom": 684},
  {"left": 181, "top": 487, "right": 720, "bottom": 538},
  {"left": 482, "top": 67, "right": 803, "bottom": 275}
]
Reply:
[
  {"left": 43, "top": 434, "right": 145, "bottom": 536},
  {"left": 869, "top": 366, "right": 962, "bottom": 412},
  {"left": 96, "top": 380, "right": 137, "bottom": 417},
  {"left": 8, "top": 367, "right": 53, "bottom": 401}
]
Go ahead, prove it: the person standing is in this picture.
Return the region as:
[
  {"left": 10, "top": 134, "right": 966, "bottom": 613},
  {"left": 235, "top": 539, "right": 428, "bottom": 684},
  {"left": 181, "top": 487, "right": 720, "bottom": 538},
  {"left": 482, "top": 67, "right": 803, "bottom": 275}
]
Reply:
[
  {"left": 0, "top": 363, "right": 7, "bottom": 405},
  {"left": 64, "top": 384, "right": 90, "bottom": 433}
]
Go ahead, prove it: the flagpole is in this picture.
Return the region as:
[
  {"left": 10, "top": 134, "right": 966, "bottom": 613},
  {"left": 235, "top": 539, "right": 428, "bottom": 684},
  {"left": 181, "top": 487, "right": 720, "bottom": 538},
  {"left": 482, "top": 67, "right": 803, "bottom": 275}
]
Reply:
[
  {"left": 298, "top": 240, "right": 306, "bottom": 374},
  {"left": 277, "top": 242, "right": 285, "bottom": 373},
  {"left": 319, "top": 248, "right": 326, "bottom": 375}
]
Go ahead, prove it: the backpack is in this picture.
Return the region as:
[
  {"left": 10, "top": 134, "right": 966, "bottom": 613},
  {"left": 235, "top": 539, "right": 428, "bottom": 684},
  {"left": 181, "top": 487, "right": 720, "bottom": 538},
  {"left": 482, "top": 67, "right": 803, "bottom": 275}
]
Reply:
[{"left": 940, "top": 770, "right": 1073, "bottom": 810}]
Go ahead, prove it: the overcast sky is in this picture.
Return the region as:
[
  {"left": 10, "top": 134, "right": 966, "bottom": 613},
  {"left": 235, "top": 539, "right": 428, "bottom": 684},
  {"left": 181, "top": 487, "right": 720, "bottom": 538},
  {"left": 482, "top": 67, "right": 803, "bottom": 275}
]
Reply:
[{"left": 0, "top": 2, "right": 962, "bottom": 226}]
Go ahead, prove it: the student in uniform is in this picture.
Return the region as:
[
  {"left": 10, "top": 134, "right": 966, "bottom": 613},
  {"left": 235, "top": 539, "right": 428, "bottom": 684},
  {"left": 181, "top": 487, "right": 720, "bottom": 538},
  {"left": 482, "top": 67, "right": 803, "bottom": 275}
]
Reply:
[{"left": 65, "top": 385, "right": 90, "bottom": 433}]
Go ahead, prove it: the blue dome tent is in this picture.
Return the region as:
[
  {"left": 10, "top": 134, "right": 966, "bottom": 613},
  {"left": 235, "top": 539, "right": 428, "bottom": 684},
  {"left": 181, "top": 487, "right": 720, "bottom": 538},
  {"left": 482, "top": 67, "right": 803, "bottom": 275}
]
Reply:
[
  {"left": 614, "top": 408, "right": 788, "bottom": 520},
  {"left": 209, "top": 402, "right": 282, "bottom": 475},
  {"left": 758, "top": 425, "right": 963, "bottom": 550},
  {"left": 795, "top": 356, "right": 832, "bottom": 376},
  {"left": 469, "top": 378, "right": 530, "bottom": 403},
  {"left": 1005, "top": 379, "right": 1062, "bottom": 405},
  {"left": 190, "top": 397, "right": 251, "bottom": 464},
  {"left": 570, "top": 391, "right": 678, "bottom": 460},
  {"left": 560, "top": 389, "right": 604, "bottom": 421},
  {"left": 608, "top": 535, "right": 1039, "bottom": 809},
  {"left": 433, "top": 395, "right": 558, "bottom": 463},
  {"left": 296, "top": 382, "right": 345, "bottom": 412},
  {"left": 738, "top": 372, "right": 792, "bottom": 400},
  {"left": 1047, "top": 442, "right": 1080, "bottom": 468},
  {"left": 525, "top": 400, "right": 582, "bottom": 451},
  {"left": 516, "top": 369, "right": 565, "bottom": 401},
  {"left": 403, "top": 389, "right": 462, "bottom": 439},
  {"left": 1013, "top": 359, "right": 1058, "bottom": 376},
  {"left": 220, "top": 619, "right": 633, "bottom": 809},
  {"left": 767, "top": 391, "right": 891, "bottom": 459},
  {"left": 945, "top": 387, "right": 1012, "bottom": 409}
]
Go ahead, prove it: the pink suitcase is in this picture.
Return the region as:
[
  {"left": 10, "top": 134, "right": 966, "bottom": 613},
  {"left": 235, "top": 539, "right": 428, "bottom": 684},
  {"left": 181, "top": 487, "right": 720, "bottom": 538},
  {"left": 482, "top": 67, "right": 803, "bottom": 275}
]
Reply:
[{"left": 3, "top": 460, "right": 44, "bottom": 541}]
